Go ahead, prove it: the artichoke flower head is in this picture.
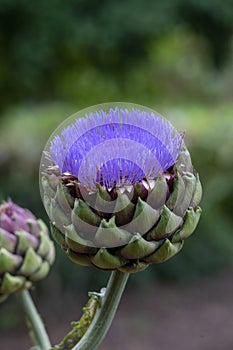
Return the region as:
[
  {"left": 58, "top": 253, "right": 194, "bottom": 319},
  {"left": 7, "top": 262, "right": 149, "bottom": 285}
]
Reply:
[
  {"left": 40, "top": 103, "right": 202, "bottom": 273},
  {"left": 0, "top": 199, "right": 55, "bottom": 301}
]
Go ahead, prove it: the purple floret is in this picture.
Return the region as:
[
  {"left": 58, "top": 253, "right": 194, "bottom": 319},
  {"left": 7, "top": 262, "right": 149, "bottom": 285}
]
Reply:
[{"left": 49, "top": 107, "right": 183, "bottom": 188}]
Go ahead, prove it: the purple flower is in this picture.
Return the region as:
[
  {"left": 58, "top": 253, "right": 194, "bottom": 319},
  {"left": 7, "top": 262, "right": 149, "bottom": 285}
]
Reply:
[
  {"left": 41, "top": 103, "right": 202, "bottom": 271},
  {"left": 49, "top": 107, "right": 183, "bottom": 189}
]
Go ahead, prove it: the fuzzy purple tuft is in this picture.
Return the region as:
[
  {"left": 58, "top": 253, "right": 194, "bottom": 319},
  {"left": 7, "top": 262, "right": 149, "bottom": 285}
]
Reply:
[{"left": 49, "top": 107, "right": 183, "bottom": 188}]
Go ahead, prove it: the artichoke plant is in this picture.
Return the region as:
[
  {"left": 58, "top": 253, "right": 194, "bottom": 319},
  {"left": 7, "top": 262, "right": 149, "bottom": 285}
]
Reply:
[
  {"left": 0, "top": 199, "right": 55, "bottom": 301},
  {"left": 40, "top": 103, "right": 202, "bottom": 273}
]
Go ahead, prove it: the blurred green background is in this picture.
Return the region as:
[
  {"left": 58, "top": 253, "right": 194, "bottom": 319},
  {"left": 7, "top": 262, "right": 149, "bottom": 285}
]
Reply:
[{"left": 0, "top": 1, "right": 233, "bottom": 349}]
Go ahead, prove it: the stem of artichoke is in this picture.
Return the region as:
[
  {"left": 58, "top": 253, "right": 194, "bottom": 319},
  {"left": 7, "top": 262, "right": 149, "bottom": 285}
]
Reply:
[
  {"left": 71, "top": 270, "right": 130, "bottom": 350},
  {"left": 17, "top": 289, "right": 51, "bottom": 350}
]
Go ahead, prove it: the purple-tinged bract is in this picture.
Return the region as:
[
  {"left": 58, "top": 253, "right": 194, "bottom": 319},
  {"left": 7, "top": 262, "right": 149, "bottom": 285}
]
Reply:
[{"left": 0, "top": 199, "right": 55, "bottom": 301}]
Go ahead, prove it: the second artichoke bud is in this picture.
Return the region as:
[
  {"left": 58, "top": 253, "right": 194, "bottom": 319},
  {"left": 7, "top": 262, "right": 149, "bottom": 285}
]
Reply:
[
  {"left": 0, "top": 200, "right": 55, "bottom": 301},
  {"left": 40, "top": 103, "right": 202, "bottom": 273}
]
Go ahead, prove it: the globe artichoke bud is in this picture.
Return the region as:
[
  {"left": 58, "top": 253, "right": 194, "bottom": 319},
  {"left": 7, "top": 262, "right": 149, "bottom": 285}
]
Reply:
[
  {"left": 40, "top": 103, "right": 202, "bottom": 273},
  {"left": 0, "top": 199, "right": 55, "bottom": 301}
]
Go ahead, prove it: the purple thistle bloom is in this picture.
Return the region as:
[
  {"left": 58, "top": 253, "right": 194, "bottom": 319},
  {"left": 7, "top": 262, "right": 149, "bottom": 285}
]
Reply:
[
  {"left": 49, "top": 107, "right": 183, "bottom": 189},
  {"left": 40, "top": 103, "right": 202, "bottom": 271}
]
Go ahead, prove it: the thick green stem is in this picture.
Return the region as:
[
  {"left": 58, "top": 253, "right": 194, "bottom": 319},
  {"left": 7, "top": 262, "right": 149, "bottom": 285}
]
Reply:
[
  {"left": 17, "top": 289, "right": 51, "bottom": 350},
  {"left": 72, "top": 270, "right": 129, "bottom": 350}
]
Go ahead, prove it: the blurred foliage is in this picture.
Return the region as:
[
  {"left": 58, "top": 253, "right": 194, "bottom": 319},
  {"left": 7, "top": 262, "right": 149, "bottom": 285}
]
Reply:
[
  {"left": 153, "top": 104, "right": 233, "bottom": 280},
  {"left": 0, "top": 0, "right": 233, "bottom": 109}
]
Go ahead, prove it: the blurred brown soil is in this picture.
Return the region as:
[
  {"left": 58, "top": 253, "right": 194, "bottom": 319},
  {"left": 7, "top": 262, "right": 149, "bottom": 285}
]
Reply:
[{"left": 1, "top": 268, "right": 233, "bottom": 350}]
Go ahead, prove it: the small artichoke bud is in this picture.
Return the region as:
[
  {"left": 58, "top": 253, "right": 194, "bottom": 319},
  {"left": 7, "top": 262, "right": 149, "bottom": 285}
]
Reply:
[
  {"left": 40, "top": 103, "right": 202, "bottom": 273},
  {"left": 0, "top": 200, "right": 55, "bottom": 301}
]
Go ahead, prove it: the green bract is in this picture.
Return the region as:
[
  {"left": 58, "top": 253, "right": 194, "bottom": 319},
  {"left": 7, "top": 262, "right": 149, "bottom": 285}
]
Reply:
[
  {"left": 42, "top": 147, "right": 202, "bottom": 273},
  {"left": 0, "top": 200, "right": 55, "bottom": 301}
]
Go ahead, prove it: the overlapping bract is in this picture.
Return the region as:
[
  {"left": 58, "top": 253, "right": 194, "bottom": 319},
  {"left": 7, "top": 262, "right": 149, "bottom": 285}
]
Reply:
[
  {"left": 42, "top": 147, "right": 202, "bottom": 273},
  {"left": 0, "top": 200, "right": 55, "bottom": 301}
]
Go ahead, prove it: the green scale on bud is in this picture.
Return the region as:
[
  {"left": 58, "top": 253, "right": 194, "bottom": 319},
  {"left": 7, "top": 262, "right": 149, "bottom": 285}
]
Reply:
[
  {"left": 42, "top": 146, "right": 202, "bottom": 273},
  {"left": 0, "top": 200, "right": 55, "bottom": 302}
]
